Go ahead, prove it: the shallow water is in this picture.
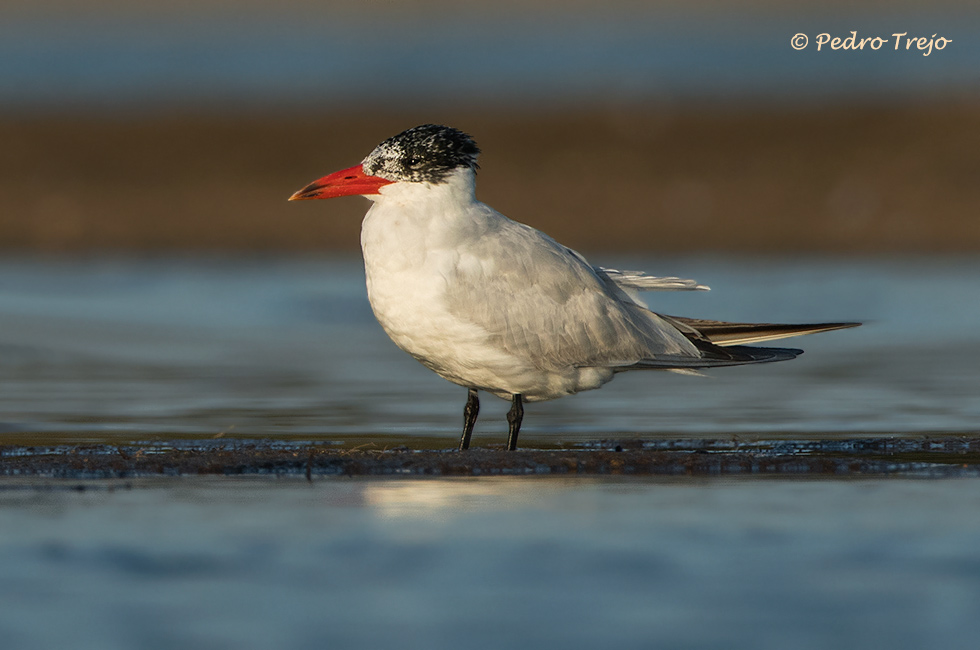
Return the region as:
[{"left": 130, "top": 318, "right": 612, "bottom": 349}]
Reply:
[
  {"left": 1, "top": 255, "right": 978, "bottom": 446},
  {"left": 2, "top": 256, "right": 979, "bottom": 648},
  {"left": 1, "top": 477, "right": 979, "bottom": 650}
]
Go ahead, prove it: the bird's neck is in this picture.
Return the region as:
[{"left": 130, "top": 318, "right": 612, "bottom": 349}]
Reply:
[{"left": 361, "top": 167, "right": 487, "bottom": 270}]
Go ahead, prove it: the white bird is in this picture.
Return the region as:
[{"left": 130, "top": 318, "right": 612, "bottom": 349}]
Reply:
[{"left": 290, "top": 124, "right": 858, "bottom": 450}]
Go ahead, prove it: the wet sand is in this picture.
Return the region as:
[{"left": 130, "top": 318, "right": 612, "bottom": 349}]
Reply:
[
  {"left": 2, "top": 102, "right": 979, "bottom": 253},
  {"left": 3, "top": 437, "right": 979, "bottom": 480}
]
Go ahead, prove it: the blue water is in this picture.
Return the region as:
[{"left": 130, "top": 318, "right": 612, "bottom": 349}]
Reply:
[
  {"left": 1, "top": 477, "right": 979, "bottom": 650},
  {"left": 1, "top": 10, "right": 978, "bottom": 111},
  {"left": 3, "top": 256, "right": 980, "bottom": 650},
  {"left": 1, "top": 255, "right": 978, "bottom": 445}
]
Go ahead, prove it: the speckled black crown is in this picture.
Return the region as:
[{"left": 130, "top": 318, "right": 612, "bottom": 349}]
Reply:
[{"left": 362, "top": 124, "right": 481, "bottom": 184}]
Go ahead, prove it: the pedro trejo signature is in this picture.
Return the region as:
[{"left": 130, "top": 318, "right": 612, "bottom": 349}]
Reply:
[{"left": 791, "top": 31, "right": 952, "bottom": 56}]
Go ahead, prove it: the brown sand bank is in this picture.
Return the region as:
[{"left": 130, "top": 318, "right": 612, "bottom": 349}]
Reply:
[
  {"left": 1, "top": 103, "right": 978, "bottom": 253},
  {"left": 3, "top": 437, "right": 979, "bottom": 479}
]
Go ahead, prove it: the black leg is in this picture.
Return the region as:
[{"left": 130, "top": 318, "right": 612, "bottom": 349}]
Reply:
[
  {"left": 458, "top": 388, "right": 480, "bottom": 451},
  {"left": 506, "top": 393, "right": 524, "bottom": 451}
]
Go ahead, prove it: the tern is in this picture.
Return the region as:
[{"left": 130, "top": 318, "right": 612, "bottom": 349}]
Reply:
[{"left": 290, "top": 124, "right": 858, "bottom": 450}]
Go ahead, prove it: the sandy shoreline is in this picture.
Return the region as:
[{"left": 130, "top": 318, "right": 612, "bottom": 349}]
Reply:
[{"left": 2, "top": 102, "right": 978, "bottom": 253}]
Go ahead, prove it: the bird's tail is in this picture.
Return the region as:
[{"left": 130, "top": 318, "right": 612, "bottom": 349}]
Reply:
[
  {"left": 615, "top": 318, "right": 859, "bottom": 373},
  {"left": 664, "top": 317, "right": 861, "bottom": 346}
]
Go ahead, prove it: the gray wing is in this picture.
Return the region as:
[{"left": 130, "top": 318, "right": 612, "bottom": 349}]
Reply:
[{"left": 443, "top": 215, "right": 701, "bottom": 371}]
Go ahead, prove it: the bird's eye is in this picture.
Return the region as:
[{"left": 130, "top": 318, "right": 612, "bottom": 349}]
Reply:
[{"left": 406, "top": 157, "right": 420, "bottom": 168}]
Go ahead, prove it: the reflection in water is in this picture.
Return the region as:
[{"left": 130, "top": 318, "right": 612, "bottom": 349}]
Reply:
[
  {"left": 363, "top": 478, "right": 558, "bottom": 519},
  {"left": 1, "top": 255, "right": 979, "bottom": 443}
]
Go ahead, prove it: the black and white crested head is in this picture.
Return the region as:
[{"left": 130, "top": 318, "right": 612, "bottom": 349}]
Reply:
[{"left": 361, "top": 124, "right": 480, "bottom": 184}]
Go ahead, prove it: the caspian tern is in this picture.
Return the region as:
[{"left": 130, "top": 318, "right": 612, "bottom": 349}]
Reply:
[{"left": 290, "top": 124, "right": 858, "bottom": 450}]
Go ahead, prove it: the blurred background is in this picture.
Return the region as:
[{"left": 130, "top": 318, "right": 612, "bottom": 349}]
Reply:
[
  {"left": 2, "top": 0, "right": 978, "bottom": 253},
  {"left": 1, "top": 0, "right": 979, "bottom": 442}
]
